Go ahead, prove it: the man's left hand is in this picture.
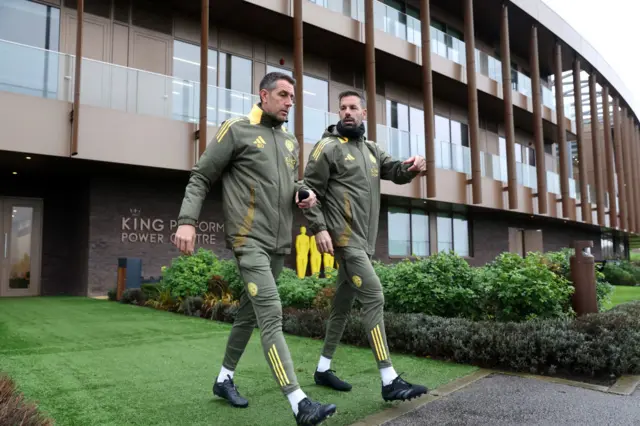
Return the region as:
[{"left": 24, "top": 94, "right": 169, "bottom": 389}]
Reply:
[
  {"left": 296, "top": 189, "right": 317, "bottom": 209},
  {"left": 404, "top": 155, "right": 427, "bottom": 174}
]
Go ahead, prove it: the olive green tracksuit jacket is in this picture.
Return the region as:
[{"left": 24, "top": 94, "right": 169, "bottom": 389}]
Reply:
[
  {"left": 302, "top": 124, "right": 419, "bottom": 369},
  {"left": 177, "top": 104, "right": 307, "bottom": 395},
  {"left": 302, "top": 124, "right": 419, "bottom": 255},
  {"left": 177, "top": 105, "right": 307, "bottom": 254}
]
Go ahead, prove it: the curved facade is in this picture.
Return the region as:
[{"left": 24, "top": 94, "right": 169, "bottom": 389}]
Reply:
[{"left": 0, "top": 0, "right": 638, "bottom": 297}]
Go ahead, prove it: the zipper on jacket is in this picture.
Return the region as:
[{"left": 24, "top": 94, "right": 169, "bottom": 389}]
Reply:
[
  {"left": 356, "top": 139, "right": 373, "bottom": 246},
  {"left": 272, "top": 127, "right": 281, "bottom": 251}
]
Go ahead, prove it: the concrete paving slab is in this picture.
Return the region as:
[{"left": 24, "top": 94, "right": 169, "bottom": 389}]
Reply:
[{"left": 382, "top": 373, "right": 640, "bottom": 426}]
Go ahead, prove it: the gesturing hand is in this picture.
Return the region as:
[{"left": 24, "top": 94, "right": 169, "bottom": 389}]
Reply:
[{"left": 403, "top": 155, "right": 427, "bottom": 175}]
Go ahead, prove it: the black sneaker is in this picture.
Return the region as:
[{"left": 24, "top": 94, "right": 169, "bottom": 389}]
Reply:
[
  {"left": 381, "top": 374, "right": 428, "bottom": 402},
  {"left": 213, "top": 375, "right": 249, "bottom": 408},
  {"left": 314, "top": 369, "right": 352, "bottom": 392},
  {"left": 294, "top": 397, "right": 337, "bottom": 425}
]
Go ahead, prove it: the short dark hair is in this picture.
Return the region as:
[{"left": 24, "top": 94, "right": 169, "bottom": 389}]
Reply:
[
  {"left": 338, "top": 90, "right": 365, "bottom": 107},
  {"left": 259, "top": 71, "right": 296, "bottom": 91}
]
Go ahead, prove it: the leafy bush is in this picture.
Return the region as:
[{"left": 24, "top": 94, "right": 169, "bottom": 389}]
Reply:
[
  {"left": 379, "top": 252, "right": 483, "bottom": 320},
  {"left": 479, "top": 252, "right": 574, "bottom": 321},
  {"left": 0, "top": 374, "right": 53, "bottom": 426},
  {"left": 162, "top": 248, "right": 219, "bottom": 298}
]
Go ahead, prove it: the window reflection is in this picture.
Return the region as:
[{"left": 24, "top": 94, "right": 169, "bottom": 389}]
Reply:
[{"left": 0, "top": 0, "right": 60, "bottom": 98}]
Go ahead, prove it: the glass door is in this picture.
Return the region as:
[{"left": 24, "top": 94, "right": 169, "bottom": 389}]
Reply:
[{"left": 0, "top": 198, "right": 43, "bottom": 297}]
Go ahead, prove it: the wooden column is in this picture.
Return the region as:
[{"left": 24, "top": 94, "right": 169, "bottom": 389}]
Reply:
[
  {"left": 464, "top": 0, "right": 482, "bottom": 204},
  {"left": 198, "top": 0, "right": 209, "bottom": 157},
  {"left": 293, "top": 0, "right": 304, "bottom": 179},
  {"left": 501, "top": 3, "right": 517, "bottom": 209},
  {"left": 574, "top": 59, "right": 590, "bottom": 222},
  {"left": 420, "top": 0, "right": 436, "bottom": 198},
  {"left": 554, "top": 42, "right": 570, "bottom": 218},
  {"left": 365, "top": 0, "right": 377, "bottom": 142},
  {"left": 71, "top": 0, "right": 84, "bottom": 156},
  {"left": 589, "top": 73, "right": 605, "bottom": 225},
  {"left": 613, "top": 98, "right": 627, "bottom": 231},
  {"left": 602, "top": 87, "right": 617, "bottom": 228},
  {"left": 631, "top": 125, "right": 640, "bottom": 233},
  {"left": 531, "top": 26, "right": 547, "bottom": 214},
  {"left": 622, "top": 109, "right": 634, "bottom": 232}
]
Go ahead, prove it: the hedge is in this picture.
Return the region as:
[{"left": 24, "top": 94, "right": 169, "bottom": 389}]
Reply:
[{"left": 198, "top": 300, "right": 640, "bottom": 380}]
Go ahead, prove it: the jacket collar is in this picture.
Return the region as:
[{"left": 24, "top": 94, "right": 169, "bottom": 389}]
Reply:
[{"left": 248, "top": 103, "right": 287, "bottom": 130}]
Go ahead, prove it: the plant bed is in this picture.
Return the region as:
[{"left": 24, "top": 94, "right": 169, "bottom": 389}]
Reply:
[{"left": 0, "top": 374, "right": 53, "bottom": 426}]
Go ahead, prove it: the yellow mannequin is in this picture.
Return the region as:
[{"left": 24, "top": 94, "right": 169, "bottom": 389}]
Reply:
[
  {"left": 323, "top": 252, "right": 335, "bottom": 270},
  {"left": 296, "top": 226, "right": 311, "bottom": 278},
  {"left": 310, "top": 235, "right": 322, "bottom": 274}
]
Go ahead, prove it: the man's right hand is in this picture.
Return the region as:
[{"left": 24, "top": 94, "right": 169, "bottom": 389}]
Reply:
[
  {"left": 315, "top": 230, "right": 334, "bottom": 256},
  {"left": 174, "top": 224, "right": 196, "bottom": 255}
]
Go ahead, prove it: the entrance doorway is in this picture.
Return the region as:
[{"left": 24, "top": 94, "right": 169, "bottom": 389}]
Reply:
[{"left": 0, "top": 197, "right": 43, "bottom": 297}]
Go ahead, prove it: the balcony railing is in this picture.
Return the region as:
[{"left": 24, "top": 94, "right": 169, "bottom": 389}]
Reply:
[{"left": 3, "top": 37, "right": 584, "bottom": 203}]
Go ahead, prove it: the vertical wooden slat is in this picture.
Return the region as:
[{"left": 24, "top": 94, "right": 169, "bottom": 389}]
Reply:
[
  {"left": 602, "top": 87, "right": 616, "bottom": 228},
  {"left": 574, "top": 59, "right": 590, "bottom": 223},
  {"left": 293, "top": 0, "right": 304, "bottom": 180},
  {"left": 198, "top": 0, "right": 209, "bottom": 157},
  {"left": 464, "top": 0, "right": 482, "bottom": 204},
  {"left": 589, "top": 73, "right": 605, "bottom": 225},
  {"left": 71, "top": 0, "right": 84, "bottom": 156},
  {"left": 613, "top": 98, "right": 627, "bottom": 231},
  {"left": 501, "top": 3, "right": 517, "bottom": 210},
  {"left": 365, "top": 0, "right": 377, "bottom": 142},
  {"left": 420, "top": 0, "right": 436, "bottom": 198},
  {"left": 555, "top": 42, "right": 570, "bottom": 218},
  {"left": 531, "top": 26, "right": 546, "bottom": 214}
]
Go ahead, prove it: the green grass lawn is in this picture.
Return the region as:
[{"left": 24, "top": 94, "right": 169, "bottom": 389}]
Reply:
[
  {"left": 604, "top": 285, "right": 640, "bottom": 309},
  {"left": 0, "top": 297, "right": 476, "bottom": 426}
]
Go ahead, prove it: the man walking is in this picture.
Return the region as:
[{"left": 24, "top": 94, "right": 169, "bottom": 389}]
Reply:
[
  {"left": 302, "top": 91, "right": 429, "bottom": 402},
  {"left": 174, "top": 72, "right": 337, "bottom": 425}
]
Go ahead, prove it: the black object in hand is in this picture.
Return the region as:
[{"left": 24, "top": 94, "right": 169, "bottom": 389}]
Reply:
[{"left": 298, "top": 189, "right": 309, "bottom": 201}]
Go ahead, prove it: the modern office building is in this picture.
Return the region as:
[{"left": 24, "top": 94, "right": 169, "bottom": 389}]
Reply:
[{"left": 1, "top": 0, "right": 639, "bottom": 298}]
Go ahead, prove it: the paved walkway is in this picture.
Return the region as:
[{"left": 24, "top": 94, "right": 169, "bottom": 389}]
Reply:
[{"left": 379, "top": 373, "right": 639, "bottom": 426}]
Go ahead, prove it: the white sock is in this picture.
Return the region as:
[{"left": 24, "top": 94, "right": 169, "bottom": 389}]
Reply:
[
  {"left": 317, "top": 356, "right": 331, "bottom": 372},
  {"left": 380, "top": 366, "right": 398, "bottom": 386},
  {"left": 216, "top": 366, "right": 235, "bottom": 383},
  {"left": 287, "top": 389, "right": 307, "bottom": 415}
]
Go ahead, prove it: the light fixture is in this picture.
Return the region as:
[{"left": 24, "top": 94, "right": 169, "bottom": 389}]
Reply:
[
  {"left": 12, "top": 172, "right": 17, "bottom": 175},
  {"left": 25, "top": 156, "right": 31, "bottom": 160}
]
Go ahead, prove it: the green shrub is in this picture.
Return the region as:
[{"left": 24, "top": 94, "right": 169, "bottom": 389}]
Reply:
[
  {"left": 211, "top": 259, "right": 244, "bottom": 300},
  {"left": 379, "top": 252, "right": 483, "bottom": 320},
  {"left": 107, "top": 288, "right": 117, "bottom": 301},
  {"left": 119, "top": 288, "right": 147, "bottom": 305},
  {"left": 162, "top": 248, "right": 219, "bottom": 298},
  {"left": 479, "top": 252, "right": 575, "bottom": 321},
  {"left": 603, "top": 261, "right": 640, "bottom": 286}
]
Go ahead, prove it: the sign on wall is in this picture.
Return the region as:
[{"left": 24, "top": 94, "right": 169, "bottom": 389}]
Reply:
[{"left": 120, "top": 208, "right": 223, "bottom": 245}]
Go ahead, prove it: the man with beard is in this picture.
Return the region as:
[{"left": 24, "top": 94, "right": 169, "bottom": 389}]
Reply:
[
  {"left": 174, "top": 72, "right": 337, "bottom": 425},
  {"left": 301, "top": 90, "right": 429, "bottom": 402}
]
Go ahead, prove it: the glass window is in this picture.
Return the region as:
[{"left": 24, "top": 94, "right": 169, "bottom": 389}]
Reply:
[
  {"left": 410, "top": 106, "right": 425, "bottom": 157},
  {"left": 435, "top": 115, "right": 450, "bottom": 143},
  {"left": 437, "top": 214, "right": 453, "bottom": 253},
  {"left": 450, "top": 120, "right": 469, "bottom": 147},
  {"left": 218, "top": 53, "right": 253, "bottom": 123},
  {"left": 411, "top": 210, "right": 429, "bottom": 257},
  {"left": 0, "top": 0, "right": 61, "bottom": 99},
  {"left": 437, "top": 213, "right": 470, "bottom": 256},
  {"left": 453, "top": 215, "right": 469, "bottom": 257},
  {"left": 388, "top": 207, "right": 411, "bottom": 257},
  {"left": 0, "top": 0, "right": 60, "bottom": 49},
  {"left": 172, "top": 40, "right": 217, "bottom": 123}
]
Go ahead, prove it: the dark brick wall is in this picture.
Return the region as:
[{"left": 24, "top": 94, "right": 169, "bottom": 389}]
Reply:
[
  {"left": 87, "top": 175, "right": 233, "bottom": 296},
  {"left": 468, "top": 211, "right": 602, "bottom": 266}
]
